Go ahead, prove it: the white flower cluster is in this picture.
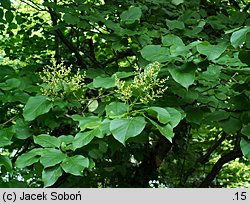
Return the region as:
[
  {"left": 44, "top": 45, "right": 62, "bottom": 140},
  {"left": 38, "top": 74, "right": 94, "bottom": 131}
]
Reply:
[
  {"left": 39, "top": 59, "right": 86, "bottom": 101},
  {"left": 115, "top": 62, "right": 168, "bottom": 104}
]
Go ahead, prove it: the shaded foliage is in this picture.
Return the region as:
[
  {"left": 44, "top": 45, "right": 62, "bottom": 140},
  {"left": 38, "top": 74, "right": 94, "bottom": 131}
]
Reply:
[{"left": 0, "top": 0, "right": 250, "bottom": 187}]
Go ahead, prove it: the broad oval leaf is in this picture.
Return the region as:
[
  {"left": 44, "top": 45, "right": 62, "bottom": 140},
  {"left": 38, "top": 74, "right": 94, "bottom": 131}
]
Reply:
[
  {"left": 241, "top": 123, "right": 250, "bottom": 138},
  {"left": 13, "top": 118, "right": 32, "bottom": 139},
  {"left": 162, "top": 34, "right": 185, "bottom": 47},
  {"left": 34, "top": 134, "right": 61, "bottom": 148},
  {"left": 219, "top": 117, "right": 241, "bottom": 134},
  {"left": 0, "top": 127, "right": 14, "bottom": 147},
  {"left": 240, "top": 137, "right": 250, "bottom": 160},
  {"left": 110, "top": 117, "right": 146, "bottom": 145},
  {"left": 231, "top": 27, "right": 250, "bottom": 48},
  {"left": 61, "top": 155, "right": 89, "bottom": 176},
  {"left": 105, "top": 102, "right": 129, "bottom": 119},
  {"left": 147, "top": 107, "right": 171, "bottom": 124},
  {"left": 197, "top": 42, "right": 227, "bottom": 60},
  {"left": 23, "top": 95, "right": 53, "bottom": 121},
  {"left": 0, "top": 155, "right": 13, "bottom": 174},
  {"left": 72, "top": 129, "right": 99, "bottom": 150},
  {"left": 71, "top": 115, "right": 102, "bottom": 131},
  {"left": 42, "top": 165, "right": 63, "bottom": 187},
  {"left": 147, "top": 117, "right": 174, "bottom": 142},
  {"left": 168, "top": 62, "right": 197, "bottom": 89},
  {"left": 140, "top": 45, "right": 170, "bottom": 62},
  {"left": 120, "top": 7, "right": 142, "bottom": 25},
  {"left": 165, "top": 107, "right": 183, "bottom": 128},
  {"left": 15, "top": 148, "right": 43, "bottom": 169},
  {"left": 166, "top": 20, "right": 185, "bottom": 30},
  {"left": 58, "top": 135, "right": 74, "bottom": 144},
  {"left": 40, "top": 148, "right": 66, "bottom": 168},
  {"left": 93, "top": 76, "right": 116, "bottom": 89},
  {"left": 0, "top": 78, "right": 21, "bottom": 91}
]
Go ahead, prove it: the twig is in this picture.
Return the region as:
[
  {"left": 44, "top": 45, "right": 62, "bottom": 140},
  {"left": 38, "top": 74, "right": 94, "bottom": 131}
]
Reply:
[
  {"left": 0, "top": 114, "right": 18, "bottom": 126},
  {"left": 101, "top": 49, "right": 135, "bottom": 67},
  {"left": 20, "top": 0, "right": 45, "bottom": 11}
]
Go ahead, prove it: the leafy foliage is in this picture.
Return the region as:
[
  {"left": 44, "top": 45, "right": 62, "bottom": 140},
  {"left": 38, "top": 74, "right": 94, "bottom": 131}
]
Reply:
[{"left": 0, "top": 0, "right": 249, "bottom": 188}]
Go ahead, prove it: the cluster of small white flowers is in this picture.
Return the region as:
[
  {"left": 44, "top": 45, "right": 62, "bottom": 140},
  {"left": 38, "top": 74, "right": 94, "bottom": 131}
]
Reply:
[
  {"left": 39, "top": 59, "right": 86, "bottom": 101},
  {"left": 115, "top": 62, "right": 168, "bottom": 104}
]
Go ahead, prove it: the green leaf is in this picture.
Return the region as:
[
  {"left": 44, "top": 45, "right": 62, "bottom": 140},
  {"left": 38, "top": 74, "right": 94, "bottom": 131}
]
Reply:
[
  {"left": 219, "top": 117, "right": 241, "bottom": 134},
  {"left": 13, "top": 119, "right": 32, "bottom": 139},
  {"left": 205, "top": 110, "right": 230, "bottom": 122},
  {"left": 231, "top": 27, "right": 250, "bottom": 48},
  {"left": 171, "top": 0, "right": 184, "bottom": 5},
  {"left": 240, "top": 137, "right": 250, "bottom": 161},
  {"left": 120, "top": 7, "right": 142, "bottom": 24},
  {"left": 140, "top": 45, "right": 170, "bottom": 63},
  {"left": 162, "top": 34, "right": 185, "bottom": 47},
  {"left": 147, "top": 117, "right": 174, "bottom": 142},
  {"left": 71, "top": 115, "right": 102, "bottom": 131},
  {"left": 15, "top": 149, "right": 42, "bottom": 169},
  {"left": 58, "top": 135, "right": 74, "bottom": 144},
  {"left": 42, "top": 165, "right": 63, "bottom": 187},
  {"left": 110, "top": 117, "right": 146, "bottom": 145},
  {"left": 0, "top": 155, "right": 13, "bottom": 174},
  {"left": 93, "top": 76, "right": 116, "bottom": 89},
  {"left": 97, "top": 119, "right": 111, "bottom": 137},
  {"left": 40, "top": 148, "right": 66, "bottom": 168},
  {"left": 23, "top": 95, "right": 53, "bottom": 121},
  {"left": 168, "top": 62, "right": 197, "bottom": 89},
  {"left": 5, "top": 10, "right": 13, "bottom": 23},
  {"left": 88, "top": 100, "right": 98, "bottom": 112},
  {"left": 166, "top": 20, "right": 185, "bottom": 30},
  {"left": 63, "top": 13, "right": 80, "bottom": 25},
  {"left": 1, "top": 0, "right": 11, "bottom": 9},
  {"left": 0, "top": 127, "right": 14, "bottom": 147},
  {"left": 241, "top": 123, "right": 250, "bottom": 138},
  {"left": 186, "top": 107, "right": 204, "bottom": 125},
  {"left": 165, "top": 107, "right": 182, "bottom": 128},
  {"left": 34, "top": 134, "right": 61, "bottom": 148},
  {"left": 105, "top": 102, "right": 129, "bottom": 119},
  {"left": 72, "top": 129, "right": 99, "bottom": 150},
  {"left": 113, "top": 72, "right": 135, "bottom": 79},
  {"left": 147, "top": 107, "right": 171, "bottom": 124},
  {"left": 197, "top": 42, "right": 227, "bottom": 60},
  {"left": 0, "top": 78, "right": 21, "bottom": 91},
  {"left": 239, "top": 50, "right": 250, "bottom": 66},
  {"left": 61, "top": 155, "right": 89, "bottom": 176}
]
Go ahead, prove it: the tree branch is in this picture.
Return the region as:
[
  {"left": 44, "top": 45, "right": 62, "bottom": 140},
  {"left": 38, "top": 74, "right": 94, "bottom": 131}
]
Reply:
[
  {"left": 44, "top": 0, "right": 85, "bottom": 67},
  {"left": 199, "top": 133, "right": 243, "bottom": 188},
  {"left": 21, "top": 0, "right": 45, "bottom": 11},
  {"left": 198, "top": 132, "right": 226, "bottom": 164},
  {"left": 180, "top": 132, "right": 227, "bottom": 185},
  {"left": 101, "top": 49, "right": 135, "bottom": 67}
]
